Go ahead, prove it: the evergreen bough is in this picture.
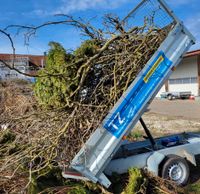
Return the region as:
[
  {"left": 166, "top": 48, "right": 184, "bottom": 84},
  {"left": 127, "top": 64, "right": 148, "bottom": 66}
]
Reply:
[
  {"left": 34, "top": 42, "right": 77, "bottom": 108},
  {"left": 34, "top": 40, "right": 98, "bottom": 108}
]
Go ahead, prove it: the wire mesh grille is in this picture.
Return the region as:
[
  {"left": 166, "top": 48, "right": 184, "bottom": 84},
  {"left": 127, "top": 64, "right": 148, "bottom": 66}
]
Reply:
[{"left": 123, "top": 0, "right": 176, "bottom": 32}]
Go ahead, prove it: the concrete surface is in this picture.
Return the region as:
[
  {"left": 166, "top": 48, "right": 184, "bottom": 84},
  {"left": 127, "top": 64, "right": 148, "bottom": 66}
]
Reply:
[{"left": 149, "top": 99, "right": 200, "bottom": 120}]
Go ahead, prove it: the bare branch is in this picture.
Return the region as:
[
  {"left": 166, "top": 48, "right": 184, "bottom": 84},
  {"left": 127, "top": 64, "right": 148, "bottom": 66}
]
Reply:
[{"left": 0, "top": 29, "right": 16, "bottom": 67}]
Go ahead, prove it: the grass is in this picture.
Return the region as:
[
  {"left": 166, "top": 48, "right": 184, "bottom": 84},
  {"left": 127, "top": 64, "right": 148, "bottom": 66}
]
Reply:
[
  {"left": 128, "top": 130, "right": 144, "bottom": 141},
  {"left": 185, "top": 183, "right": 200, "bottom": 194}
]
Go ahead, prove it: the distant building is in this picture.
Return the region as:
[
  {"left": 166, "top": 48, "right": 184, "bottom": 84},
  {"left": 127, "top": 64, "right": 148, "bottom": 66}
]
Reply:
[
  {"left": 0, "top": 53, "right": 45, "bottom": 81},
  {"left": 157, "top": 49, "right": 200, "bottom": 97}
]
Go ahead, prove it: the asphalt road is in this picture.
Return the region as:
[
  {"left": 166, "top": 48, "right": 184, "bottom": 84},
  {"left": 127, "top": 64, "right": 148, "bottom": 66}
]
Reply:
[{"left": 149, "top": 99, "right": 200, "bottom": 120}]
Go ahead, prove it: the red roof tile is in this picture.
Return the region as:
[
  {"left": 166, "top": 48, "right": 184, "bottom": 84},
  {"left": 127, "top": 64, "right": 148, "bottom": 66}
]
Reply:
[
  {"left": 0, "top": 53, "right": 46, "bottom": 67},
  {"left": 184, "top": 49, "right": 200, "bottom": 58}
]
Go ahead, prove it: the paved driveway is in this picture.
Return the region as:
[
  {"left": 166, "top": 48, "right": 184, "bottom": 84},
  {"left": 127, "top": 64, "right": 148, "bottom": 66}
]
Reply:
[{"left": 149, "top": 99, "right": 200, "bottom": 120}]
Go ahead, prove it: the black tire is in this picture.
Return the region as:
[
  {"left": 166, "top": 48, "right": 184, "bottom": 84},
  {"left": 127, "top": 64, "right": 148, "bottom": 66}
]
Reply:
[
  {"left": 168, "top": 95, "right": 173, "bottom": 100},
  {"left": 161, "top": 155, "right": 190, "bottom": 186}
]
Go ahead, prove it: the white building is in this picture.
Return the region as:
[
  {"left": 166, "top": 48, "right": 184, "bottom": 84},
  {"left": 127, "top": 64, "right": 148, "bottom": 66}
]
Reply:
[
  {"left": 0, "top": 54, "right": 45, "bottom": 81},
  {"left": 0, "top": 57, "right": 29, "bottom": 80},
  {"left": 157, "top": 49, "right": 200, "bottom": 97}
]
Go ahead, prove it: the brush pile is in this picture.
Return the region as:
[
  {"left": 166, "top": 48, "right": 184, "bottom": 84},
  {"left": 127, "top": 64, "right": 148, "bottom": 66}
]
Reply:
[{"left": 0, "top": 14, "right": 174, "bottom": 193}]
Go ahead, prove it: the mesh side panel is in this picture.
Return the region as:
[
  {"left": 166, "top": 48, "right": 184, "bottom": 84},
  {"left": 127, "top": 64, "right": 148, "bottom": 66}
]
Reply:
[{"left": 123, "top": 0, "right": 176, "bottom": 32}]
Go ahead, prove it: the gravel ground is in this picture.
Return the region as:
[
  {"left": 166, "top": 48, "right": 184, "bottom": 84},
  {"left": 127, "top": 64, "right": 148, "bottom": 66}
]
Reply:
[{"left": 134, "top": 99, "right": 200, "bottom": 136}]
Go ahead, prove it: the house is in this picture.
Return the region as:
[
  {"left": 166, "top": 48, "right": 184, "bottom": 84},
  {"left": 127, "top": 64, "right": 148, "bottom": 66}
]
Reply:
[
  {"left": 0, "top": 53, "right": 45, "bottom": 81},
  {"left": 157, "top": 49, "right": 200, "bottom": 97}
]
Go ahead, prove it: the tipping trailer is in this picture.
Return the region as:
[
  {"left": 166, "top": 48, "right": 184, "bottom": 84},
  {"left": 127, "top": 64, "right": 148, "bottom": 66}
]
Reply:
[{"left": 62, "top": 0, "right": 199, "bottom": 187}]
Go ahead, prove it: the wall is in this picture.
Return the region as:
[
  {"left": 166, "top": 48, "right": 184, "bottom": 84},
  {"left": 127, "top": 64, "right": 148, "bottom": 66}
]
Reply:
[
  {"left": 0, "top": 58, "right": 29, "bottom": 81},
  {"left": 170, "top": 56, "right": 198, "bottom": 79},
  {"left": 0, "top": 63, "right": 26, "bottom": 80}
]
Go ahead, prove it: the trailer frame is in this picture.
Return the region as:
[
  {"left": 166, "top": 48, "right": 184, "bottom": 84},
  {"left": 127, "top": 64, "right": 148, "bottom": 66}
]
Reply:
[{"left": 62, "top": 0, "right": 196, "bottom": 188}]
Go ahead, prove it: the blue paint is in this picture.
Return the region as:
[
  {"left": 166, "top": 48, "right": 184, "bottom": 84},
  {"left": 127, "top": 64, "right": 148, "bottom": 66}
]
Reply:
[{"left": 103, "top": 51, "right": 172, "bottom": 138}]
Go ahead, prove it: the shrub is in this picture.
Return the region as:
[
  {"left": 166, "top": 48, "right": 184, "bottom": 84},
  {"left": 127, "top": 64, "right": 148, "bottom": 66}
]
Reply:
[{"left": 34, "top": 42, "right": 77, "bottom": 108}]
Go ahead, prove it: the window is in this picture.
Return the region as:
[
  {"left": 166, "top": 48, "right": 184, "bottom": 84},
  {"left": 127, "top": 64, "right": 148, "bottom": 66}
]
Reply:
[
  {"left": 169, "top": 77, "right": 198, "bottom": 85},
  {"left": 17, "top": 66, "right": 25, "bottom": 71},
  {"left": 182, "top": 78, "right": 190, "bottom": 84},
  {"left": 191, "top": 77, "right": 198, "bottom": 83}
]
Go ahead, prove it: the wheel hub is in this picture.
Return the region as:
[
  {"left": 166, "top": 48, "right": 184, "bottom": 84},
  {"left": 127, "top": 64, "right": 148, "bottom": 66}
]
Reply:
[
  {"left": 168, "top": 164, "right": 182, "bottom": 181},
  {"left": 168, "top": 162, "right": 187, "bottom": 184}
]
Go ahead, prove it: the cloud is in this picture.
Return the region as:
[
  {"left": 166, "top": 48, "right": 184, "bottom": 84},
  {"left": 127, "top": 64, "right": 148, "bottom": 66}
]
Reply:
[
  {"left": 21, "top": 9, "right": 52, "bottom": 18},
  {"left": 22, "top": 0, "right": 129, "bottom": 18},
  {"left": 51, "top": 0, "right": 129, "bottom": 15}
]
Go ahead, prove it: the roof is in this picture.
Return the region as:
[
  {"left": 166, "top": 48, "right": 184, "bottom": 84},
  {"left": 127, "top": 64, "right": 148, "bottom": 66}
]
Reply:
[
  {"left": 0, "top": 53, "right": 45, "bottom": 67},
  {"left": 184, "top": 49, "right": 200, "bottom": 58},
  {"left": 0, "top": 49, "right": 199, "bottom": 65}
]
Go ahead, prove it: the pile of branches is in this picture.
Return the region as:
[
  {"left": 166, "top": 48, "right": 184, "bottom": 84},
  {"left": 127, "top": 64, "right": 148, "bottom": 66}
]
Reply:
[
  {"left": 0, "top": 14, "right": 174, "bottom": 193},
  {"left": 123, "top": 168, "right": 184, "bottom": 194}
]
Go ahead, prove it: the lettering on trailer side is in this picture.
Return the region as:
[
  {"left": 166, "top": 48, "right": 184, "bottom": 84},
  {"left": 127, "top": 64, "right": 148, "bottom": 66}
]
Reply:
[{"left": 103, "top": 51, "right": 172, "bottom": 138}]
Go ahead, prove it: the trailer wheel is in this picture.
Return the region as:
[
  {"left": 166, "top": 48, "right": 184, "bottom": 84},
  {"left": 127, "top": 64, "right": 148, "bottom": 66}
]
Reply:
[
  {"left": 167, "top": 94, "right": 173, "bottom": 100},
  {"left": 161, "top": 155, "right": 189, "bottom": 186}
]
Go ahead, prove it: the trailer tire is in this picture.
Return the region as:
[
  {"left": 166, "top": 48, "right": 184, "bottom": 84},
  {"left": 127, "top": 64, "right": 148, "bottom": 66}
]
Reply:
[
  {"left": 167, "top": 94, "right": 173, "bottom": 100},
  {"left": 161, "top": 155, "right": 189, "bottom": 186}
]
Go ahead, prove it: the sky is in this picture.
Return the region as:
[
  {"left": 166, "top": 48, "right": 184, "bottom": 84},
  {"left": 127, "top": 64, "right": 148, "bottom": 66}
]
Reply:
[{"left": 0, "top": 0, "right": 199, "bottom": 55}]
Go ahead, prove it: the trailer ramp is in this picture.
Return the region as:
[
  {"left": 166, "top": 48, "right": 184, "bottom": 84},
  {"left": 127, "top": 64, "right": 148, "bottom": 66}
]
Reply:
[{"left": 64, "top": 0, "right": 195, "bottom": 188}]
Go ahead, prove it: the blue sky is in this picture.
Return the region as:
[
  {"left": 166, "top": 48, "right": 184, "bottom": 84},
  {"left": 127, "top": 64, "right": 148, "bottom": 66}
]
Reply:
[{"left": 0, "top": 0, "right": 199, "bottom": 55}]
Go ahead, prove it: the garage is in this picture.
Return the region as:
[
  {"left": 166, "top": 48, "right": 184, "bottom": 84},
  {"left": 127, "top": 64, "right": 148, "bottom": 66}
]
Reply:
[{"left": 157, "top": 49, "right": 200, "bottom": 97}]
